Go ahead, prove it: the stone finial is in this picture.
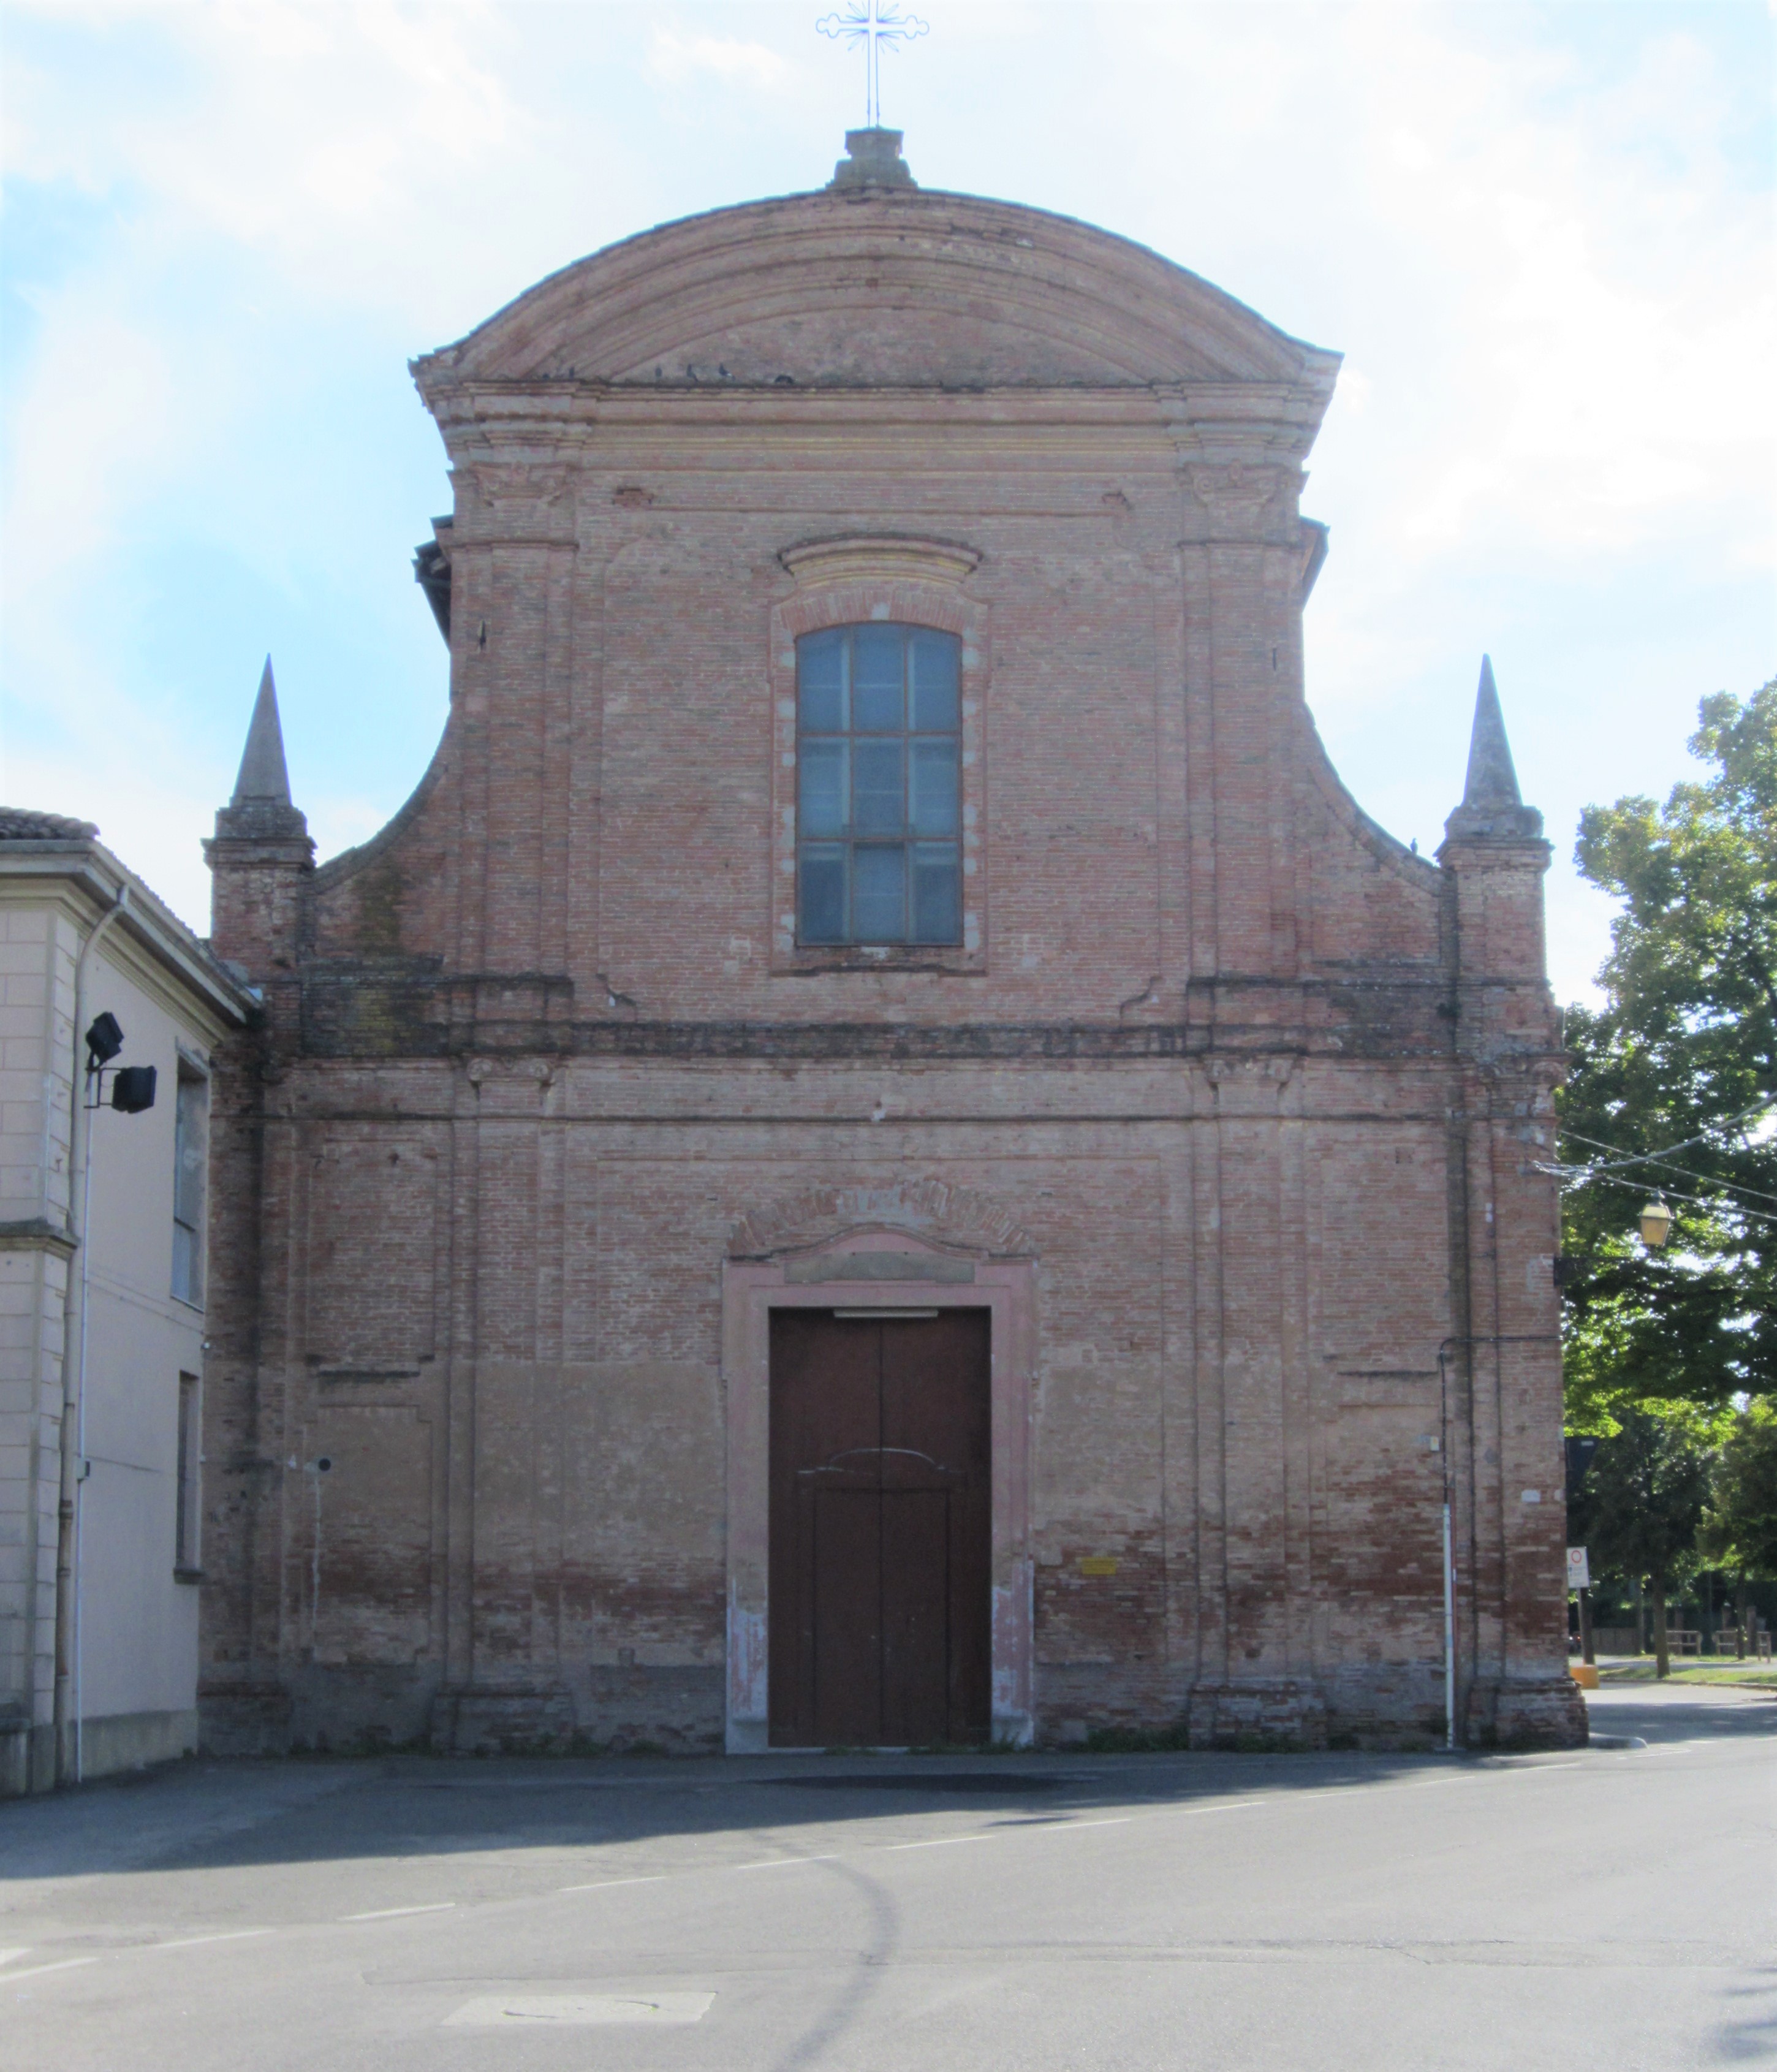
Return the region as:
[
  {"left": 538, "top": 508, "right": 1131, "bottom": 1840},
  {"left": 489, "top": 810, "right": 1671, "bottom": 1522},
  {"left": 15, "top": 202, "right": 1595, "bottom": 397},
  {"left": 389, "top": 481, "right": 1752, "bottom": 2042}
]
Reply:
[
  {"left": 232, "top": 658, "right": 293, "bottom": 805},
  {"left": 213, "top": 657, "right": 309, "bottom": 844},
  {"left": 828, "top": 128, "right": 917, "bottom": 191},
  {"left": 1442, "top": 655, "right": 1544, "bottom": 844}
]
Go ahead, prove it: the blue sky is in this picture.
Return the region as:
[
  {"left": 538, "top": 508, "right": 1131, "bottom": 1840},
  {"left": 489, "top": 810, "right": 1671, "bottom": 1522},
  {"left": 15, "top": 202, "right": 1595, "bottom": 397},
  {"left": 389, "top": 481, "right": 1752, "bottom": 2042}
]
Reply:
[{"left": 3, "top": 0, "right": 1773, "bottom": 1003}]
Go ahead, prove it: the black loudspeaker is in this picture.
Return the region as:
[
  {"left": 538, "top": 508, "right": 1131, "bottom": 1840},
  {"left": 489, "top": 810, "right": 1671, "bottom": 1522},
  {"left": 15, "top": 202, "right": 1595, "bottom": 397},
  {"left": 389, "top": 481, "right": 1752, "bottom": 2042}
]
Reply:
[
  {"left": 1564, "top": 1434, "right": 1599, "bottom": 1503},
  {"left": 85, "top": 1012, "right": 124, "bottom": 1065},
  {"left": 111, "top": 1065, "right": 157, "bottom": 1114}
]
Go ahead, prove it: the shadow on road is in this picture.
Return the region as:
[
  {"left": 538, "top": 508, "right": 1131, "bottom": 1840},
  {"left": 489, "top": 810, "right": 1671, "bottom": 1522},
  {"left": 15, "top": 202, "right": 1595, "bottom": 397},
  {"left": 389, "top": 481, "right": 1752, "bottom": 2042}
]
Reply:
[
  {"left": 1, "top": 1745, "right": 1518, "bottom": 1884},
  {"left": 4, "top": 1687, "right": 1768, "bottom": 1889}
]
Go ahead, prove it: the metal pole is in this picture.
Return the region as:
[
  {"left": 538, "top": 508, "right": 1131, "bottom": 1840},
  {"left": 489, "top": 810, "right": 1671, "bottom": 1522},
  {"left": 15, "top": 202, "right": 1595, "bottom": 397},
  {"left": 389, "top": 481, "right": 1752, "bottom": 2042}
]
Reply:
[
  {"left": 1436, "top": 1340, "right": 1460, "bottom": 1752},
  {"left": 1442, "top": 1500, "right": 1456, "bottom": 1752},
  {"left": 74, "top": 1129, "right": 96, "bottom": 1786}
]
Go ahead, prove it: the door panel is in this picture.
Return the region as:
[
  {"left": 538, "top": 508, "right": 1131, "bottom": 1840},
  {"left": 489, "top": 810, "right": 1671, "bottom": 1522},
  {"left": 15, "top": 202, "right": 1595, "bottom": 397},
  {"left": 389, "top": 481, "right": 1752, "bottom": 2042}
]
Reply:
[
  {"left": 769, "top": 1316, "right": 880, "bottom": 1739},
  {"left": 881, "top": 1490, "right": 950, "bottom": 1745},
  {"left": 813, "top": 1491, "right": 882, "bottom": 1745},
  {"left": 769, "top": 1309, "right": 990, "bottom": 1747}
]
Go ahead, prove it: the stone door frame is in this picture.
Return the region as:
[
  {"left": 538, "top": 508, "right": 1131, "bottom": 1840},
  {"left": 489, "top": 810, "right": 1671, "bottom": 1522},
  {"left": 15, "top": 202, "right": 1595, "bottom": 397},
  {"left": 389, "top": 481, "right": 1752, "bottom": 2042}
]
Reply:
[{"left": 721, "top": 1227, "right": 1036, "bottom": 1752}]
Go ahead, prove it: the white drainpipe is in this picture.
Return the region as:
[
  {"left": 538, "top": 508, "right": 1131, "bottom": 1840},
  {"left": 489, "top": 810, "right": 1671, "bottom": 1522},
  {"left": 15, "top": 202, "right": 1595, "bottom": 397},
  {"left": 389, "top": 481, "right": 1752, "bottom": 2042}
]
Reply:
[{"left": 53, "top": 878, "right": 129, "bottom": 1787}]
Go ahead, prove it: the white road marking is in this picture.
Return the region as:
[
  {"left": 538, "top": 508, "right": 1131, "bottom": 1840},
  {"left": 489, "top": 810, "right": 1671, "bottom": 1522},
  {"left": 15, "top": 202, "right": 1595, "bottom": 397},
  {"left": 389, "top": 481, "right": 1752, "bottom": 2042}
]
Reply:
[
  {"left": 558, "top": 1875, "right": 668, "bottom": 1894},
  {"left": 887, "top": 1832, "right": 998, "bottom": 1851},
  {"left": 0, "top": 1949, "right": 32, "bottom": 1967},
  {"left": 1156, "top": 1799, "right": 1264, "bottom": 1817},
  {"left": 342, "top": 1902, "right": 457, "bottom": 1921},
  {"left": 3, "top": 1957, "right": 98, "bottom": 1984},
  {"left": 444, "top": 1990, "right": 714, "bottom": 2027},
  {"left": 151, "top": 1930, "right": 274, "bottom": 1951},
  {"left": 1055, "top": 1817, "right": 1134, "bottom": 1831}
]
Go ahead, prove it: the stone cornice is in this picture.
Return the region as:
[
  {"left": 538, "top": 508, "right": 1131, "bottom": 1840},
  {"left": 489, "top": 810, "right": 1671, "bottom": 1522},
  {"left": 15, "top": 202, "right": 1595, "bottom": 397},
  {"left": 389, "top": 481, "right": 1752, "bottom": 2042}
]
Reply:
[
  {"left": 422, "top": 379, "right": 1330, "bottom": 461},
  {"left": 0, "top": 1216, "right": 77, "bottom": 1258}
]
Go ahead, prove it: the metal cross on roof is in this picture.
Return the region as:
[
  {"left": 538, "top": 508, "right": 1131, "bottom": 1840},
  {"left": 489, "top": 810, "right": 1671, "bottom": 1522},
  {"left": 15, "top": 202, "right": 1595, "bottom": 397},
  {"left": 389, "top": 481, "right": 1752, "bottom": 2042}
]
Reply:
[{"left": 817, "top": 1, "right": 930, "bottom": 128}]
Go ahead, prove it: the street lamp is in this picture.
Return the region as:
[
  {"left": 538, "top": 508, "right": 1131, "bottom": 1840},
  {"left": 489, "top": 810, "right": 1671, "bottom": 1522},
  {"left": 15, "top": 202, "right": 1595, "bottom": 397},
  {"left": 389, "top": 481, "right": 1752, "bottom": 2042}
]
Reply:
[{"left": 1638, "top": 1195, "right": 1673, "bottom": 1248}]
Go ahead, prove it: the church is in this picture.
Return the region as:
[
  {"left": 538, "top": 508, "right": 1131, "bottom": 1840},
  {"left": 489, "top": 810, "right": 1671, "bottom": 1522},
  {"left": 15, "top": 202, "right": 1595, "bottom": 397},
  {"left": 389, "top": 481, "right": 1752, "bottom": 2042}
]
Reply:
[{"left": 200, "top": 129, "right": 1583, "bottom": 1755}]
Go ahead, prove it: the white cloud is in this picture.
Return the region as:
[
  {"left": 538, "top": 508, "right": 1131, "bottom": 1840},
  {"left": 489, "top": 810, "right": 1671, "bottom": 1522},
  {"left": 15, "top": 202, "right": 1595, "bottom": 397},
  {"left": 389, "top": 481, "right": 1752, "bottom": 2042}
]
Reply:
[{"left": 649, "top": 27, "right": 794, "bottom": 89}]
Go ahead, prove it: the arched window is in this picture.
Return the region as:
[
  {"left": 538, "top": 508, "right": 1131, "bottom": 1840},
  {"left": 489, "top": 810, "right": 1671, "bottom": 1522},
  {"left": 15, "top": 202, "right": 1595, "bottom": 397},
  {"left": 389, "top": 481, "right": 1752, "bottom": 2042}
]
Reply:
[{"left": 795, "top": 623, "right": 962, "bottom": 946}]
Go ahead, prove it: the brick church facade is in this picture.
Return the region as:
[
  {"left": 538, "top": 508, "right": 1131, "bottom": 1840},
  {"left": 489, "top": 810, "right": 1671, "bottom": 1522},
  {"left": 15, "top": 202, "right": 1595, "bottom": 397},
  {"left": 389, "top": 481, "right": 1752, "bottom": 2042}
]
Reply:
[{"left": 202, "top": 131, "right": 1583, "bottom": 1755}]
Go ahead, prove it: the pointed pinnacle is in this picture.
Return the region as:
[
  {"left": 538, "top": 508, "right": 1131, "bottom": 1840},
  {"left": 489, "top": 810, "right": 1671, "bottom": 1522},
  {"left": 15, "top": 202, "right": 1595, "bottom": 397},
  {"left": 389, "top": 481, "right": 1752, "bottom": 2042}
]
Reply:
[
  {"left": 231, "top": 656, "right": 293, "bottom": 806},
  {"left": 1461, "top": 655, "right": 1523, "bottom": 810},
  {"left": 1442, "top": 654, "right": 1544, "bottom": 848}
]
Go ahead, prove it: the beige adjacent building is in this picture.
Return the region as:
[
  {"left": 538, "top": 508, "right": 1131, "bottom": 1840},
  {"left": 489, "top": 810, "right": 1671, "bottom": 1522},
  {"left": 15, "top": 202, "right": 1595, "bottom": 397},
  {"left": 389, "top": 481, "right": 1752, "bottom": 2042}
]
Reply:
[{"left": 0, "top": 810, "right": 251, "bottom": 1794}]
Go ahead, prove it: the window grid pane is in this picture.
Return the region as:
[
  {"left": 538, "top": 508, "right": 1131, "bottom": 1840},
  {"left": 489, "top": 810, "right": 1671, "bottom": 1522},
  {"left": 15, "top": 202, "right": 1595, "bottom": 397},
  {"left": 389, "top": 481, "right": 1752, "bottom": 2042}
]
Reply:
[
  {"left": 795, "top": 625, "right": 963, "bottom": 947},
  {"left": 172, "top": 1072, "right": 206, "bottom": 1307}
]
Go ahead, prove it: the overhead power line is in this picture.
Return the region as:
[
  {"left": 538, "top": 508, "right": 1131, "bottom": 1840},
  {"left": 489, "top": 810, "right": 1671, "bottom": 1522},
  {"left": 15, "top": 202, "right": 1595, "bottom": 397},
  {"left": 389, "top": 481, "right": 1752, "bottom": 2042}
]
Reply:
[
  {"left": 1554, "top": 1095, "right": 1776, "bottom": 1179},
  {"left": 1557, "top": 1128, "right": 1777, "bottom": 1211},
  {"left": 1536, "top": 1164, "right": 1777, "bottom": 1231}
]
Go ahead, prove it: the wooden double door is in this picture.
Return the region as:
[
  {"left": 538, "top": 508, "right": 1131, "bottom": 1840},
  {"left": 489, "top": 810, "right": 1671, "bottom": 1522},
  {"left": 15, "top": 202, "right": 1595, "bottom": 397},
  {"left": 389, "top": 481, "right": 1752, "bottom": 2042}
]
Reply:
[{"left": 769, "top": 1310, "right": 991, "bottom": 1748}]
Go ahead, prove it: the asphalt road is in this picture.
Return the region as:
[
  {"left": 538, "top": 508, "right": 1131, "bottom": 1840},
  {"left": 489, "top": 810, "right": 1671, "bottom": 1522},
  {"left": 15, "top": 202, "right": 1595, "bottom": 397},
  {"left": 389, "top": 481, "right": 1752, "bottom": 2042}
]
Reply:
[{"left": 2, "top": 1683, "right": 1771, "bottom": 2071}]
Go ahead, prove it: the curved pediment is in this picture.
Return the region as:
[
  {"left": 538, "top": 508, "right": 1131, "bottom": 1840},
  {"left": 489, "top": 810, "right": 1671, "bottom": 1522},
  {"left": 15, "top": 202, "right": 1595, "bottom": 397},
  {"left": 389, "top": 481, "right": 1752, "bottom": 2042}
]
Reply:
[{"left": 414, "top": 186, "right": 1339, "bottom": 398}]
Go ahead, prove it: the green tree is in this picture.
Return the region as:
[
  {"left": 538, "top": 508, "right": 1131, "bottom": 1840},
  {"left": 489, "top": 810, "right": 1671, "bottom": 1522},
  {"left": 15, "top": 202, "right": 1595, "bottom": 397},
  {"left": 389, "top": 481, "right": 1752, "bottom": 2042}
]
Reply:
[
  {"left": 1700, "top": 1402, "right": 1777, "bottom": 1650},
  {"left": 1559, "top": 680, "right": 1777, "bottom": 1428},
  {"left": 1571, "top": 1412, "right": 1712, "bottom": 1675}
]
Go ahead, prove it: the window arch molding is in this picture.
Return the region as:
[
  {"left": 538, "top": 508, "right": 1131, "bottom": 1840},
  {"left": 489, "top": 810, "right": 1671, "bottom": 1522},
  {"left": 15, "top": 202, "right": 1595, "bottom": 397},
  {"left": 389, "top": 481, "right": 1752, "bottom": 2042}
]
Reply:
[{"left": 768, "top": 536, "right": 989, "bottom": 974}]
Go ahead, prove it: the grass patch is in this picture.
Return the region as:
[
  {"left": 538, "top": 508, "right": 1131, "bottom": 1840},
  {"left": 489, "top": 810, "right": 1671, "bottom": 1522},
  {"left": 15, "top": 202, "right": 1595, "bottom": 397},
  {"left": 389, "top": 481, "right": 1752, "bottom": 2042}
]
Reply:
[{"left": 1079, "top": 1725, "right": 1195, "bottom": 1755}]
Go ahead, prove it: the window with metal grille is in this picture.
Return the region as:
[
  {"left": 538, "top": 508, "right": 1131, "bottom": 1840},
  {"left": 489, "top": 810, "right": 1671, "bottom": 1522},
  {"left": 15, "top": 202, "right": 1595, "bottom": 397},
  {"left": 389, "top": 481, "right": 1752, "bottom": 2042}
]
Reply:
[
  {"left": 171, "top": 1066, "right": 207, "bottom": 1308},
  {"left": 795, "top": 623, "right": 962, "bottom": 946}
]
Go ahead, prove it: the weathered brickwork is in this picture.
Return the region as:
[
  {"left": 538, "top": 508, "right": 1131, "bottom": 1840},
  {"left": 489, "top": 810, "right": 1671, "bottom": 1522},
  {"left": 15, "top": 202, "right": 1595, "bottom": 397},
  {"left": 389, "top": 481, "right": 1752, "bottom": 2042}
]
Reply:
[{"left": 202, "top": 138, "right": 1583, "bottom": 1756}]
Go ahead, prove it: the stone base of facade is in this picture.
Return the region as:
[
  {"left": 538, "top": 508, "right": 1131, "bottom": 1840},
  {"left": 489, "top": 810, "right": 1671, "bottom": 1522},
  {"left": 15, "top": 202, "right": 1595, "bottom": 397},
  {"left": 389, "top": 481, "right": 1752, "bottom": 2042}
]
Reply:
[
  {"left": 200, "top": 1664, "right": 721, "bottom": 1757},
  {"left": 1466, "top": 1675, "right": 1588, "bottom": 1749},
  {"left": 430, "top": 1684, "right": 578, "bottom": 1755},
  {"left": 571, "top": 1665, "right": 723, "bottom": 1752},
  {"left": 1186, "top": 1679, "right": 1330, "bottom": 1750},
  {"left": 288, "top": 1664, "right": 442, "bottom": 1752},
  {"left": 199, "top": 1682, "right": 297, "bottom": 1755},
  {"left": 1317, "top": 1664, "right": 1452, "bottom": 1747},
  {"left": 197, "top": 1662, "right": 1586, "bottom": 1759}
]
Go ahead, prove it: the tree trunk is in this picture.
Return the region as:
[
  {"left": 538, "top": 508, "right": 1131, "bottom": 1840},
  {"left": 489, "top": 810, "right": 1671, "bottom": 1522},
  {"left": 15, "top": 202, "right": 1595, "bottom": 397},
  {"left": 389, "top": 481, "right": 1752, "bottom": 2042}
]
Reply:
[
  {"left": 1737, "top": 1573, "right": 1749, "bottom": 1659},
  {"left": 1634, "top": 1576, "right": 1646, "bottom": 1654},
  {"left": 1653, "top": 1582, "right": 1671, "bottom": 1679}
]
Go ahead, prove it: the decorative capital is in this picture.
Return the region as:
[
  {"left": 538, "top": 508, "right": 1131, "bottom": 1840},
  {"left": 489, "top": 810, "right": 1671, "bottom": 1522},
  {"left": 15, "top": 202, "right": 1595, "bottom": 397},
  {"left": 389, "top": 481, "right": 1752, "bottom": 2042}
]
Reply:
[
  {"left": 455, "top": 464, "right": 577, "bottom": 545},
  {"left": 1187, "top": 463, "right": 1281, "bottom": 534}
]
